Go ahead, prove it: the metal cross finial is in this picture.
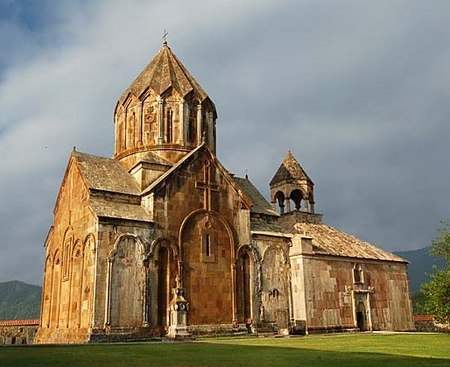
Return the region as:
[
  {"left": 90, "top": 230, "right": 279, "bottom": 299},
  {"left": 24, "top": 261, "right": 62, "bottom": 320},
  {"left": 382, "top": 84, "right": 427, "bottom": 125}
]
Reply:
[{"left": 162, "top": 29, "right": 168, "bottom": 44}]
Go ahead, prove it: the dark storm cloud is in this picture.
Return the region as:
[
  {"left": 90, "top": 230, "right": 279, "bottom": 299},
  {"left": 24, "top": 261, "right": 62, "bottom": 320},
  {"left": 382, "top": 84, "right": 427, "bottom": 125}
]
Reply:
[{"left": 0, "top": 0, "right": 449, "bottom": 283}]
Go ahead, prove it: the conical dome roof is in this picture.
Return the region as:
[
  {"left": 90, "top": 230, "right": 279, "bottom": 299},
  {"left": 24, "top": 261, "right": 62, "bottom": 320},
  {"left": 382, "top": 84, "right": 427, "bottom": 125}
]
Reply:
[
  {"left": 270, "top": 151, "right": 313, "bottom": 187},
  {"left": 118, "top": 43, "right": 216, "bottom": 116}
]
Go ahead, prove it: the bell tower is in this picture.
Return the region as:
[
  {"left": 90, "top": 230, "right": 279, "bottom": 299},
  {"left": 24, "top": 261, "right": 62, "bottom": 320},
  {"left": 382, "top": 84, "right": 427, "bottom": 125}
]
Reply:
[
  {"left": 270, "top": 151, "right": 315, "bottom": 214},
  {"left": 114, "top": 42, "right": 217, "bottom": 170}
]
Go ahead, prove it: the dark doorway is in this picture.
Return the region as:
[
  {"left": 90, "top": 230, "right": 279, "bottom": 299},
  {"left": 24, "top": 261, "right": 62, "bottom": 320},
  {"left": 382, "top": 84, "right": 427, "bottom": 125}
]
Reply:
[
  {"left": 356, "top": 302, "right": 367, "bottom": 331},
  {"left": 157, "top": 246, "right": 170, "bottom": 334},
  {"left": 237, "top": 251, "right": 252, "bottom": 324}
]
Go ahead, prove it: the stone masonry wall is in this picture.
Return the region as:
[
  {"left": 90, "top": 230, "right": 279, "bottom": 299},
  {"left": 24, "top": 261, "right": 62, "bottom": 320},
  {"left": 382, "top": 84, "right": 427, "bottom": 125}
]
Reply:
[
  {"left": 36, "top": 158, "right": 97, "bottom": 344},
  {"left": 291, "top": 254, "right": 415, "bottom": 332}
]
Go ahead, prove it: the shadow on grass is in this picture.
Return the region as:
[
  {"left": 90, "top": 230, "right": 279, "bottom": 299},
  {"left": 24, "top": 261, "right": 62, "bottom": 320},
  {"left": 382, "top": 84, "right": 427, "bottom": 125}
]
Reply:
[{"left": 0, "top": 339, "right": 449, "bottom": 367}]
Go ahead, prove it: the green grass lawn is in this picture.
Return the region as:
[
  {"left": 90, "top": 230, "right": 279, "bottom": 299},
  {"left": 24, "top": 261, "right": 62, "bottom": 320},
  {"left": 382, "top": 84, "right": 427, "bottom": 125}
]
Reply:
[{"left": 1, "top": 333, "right": 450, "bottom": 367}]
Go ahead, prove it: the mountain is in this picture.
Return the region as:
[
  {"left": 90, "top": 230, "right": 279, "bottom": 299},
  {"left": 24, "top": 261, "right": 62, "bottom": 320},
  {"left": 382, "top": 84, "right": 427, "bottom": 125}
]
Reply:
[
  {"left": 394, "top": 247, "right": 446, "bottom": 294},
  {"left": 0, "top": 280, "right": 42, "bottom": 320}
]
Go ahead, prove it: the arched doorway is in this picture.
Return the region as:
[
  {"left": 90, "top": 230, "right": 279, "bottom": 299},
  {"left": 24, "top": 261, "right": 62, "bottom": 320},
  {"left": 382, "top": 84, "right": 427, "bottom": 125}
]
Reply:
[
  {"left": 109, "top": 236, "right": 145, "bottom": 328},
  {"left": 356, "top": 301, "right": 367, "bottom": 331},
  {"left": 237, "top": 250, "right": 253, "bottom": 324},
  {"left": 181, "top": 213, "right": 233, "bottom": 325},
  {"left": 156, "top": 244, "right": 176, "bottom": 334}
]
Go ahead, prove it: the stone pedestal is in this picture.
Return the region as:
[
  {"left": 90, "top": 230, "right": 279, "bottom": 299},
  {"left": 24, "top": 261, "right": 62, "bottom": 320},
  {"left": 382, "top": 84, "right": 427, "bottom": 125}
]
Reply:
[{"left": 167, "top": 287, "right": 191, "bottom": 340}]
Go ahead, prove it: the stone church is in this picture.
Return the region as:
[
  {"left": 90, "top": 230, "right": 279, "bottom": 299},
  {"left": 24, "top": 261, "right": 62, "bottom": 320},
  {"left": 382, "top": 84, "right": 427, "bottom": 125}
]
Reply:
[{"left": 35, "top": 43, "right": 414, "bottom": 343}]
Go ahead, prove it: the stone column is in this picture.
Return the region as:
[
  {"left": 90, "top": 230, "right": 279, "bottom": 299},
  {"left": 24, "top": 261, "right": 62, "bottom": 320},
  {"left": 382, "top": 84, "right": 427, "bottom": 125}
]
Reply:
[
  {"left": 207, "top": 112, "right": 214, "bottom": 151},
  {"left": 286, "top": 197, "right": 291, "bottom": 213},
  {"left": 124, "top": 109, "right": 128, "bottom": 150},
  {"left": 138, "top": 102, "right": 143, "bottom": 145},
  {"left": 302, "top": 199, "right": 309, "bottom": 213},
  {"left": 104, "top": 257, "right": 114, "bottom": 326},
  {"left": 184, "top": 104, "right": 190, "bottom": 144},
  {"left": 196, "top": 103, "right": 202, "bottom": 145},
  {"left": 142, "top": 261, "right": 150, "bottom": 327},
  {"left": 231, "top": 263, "right": 238, "bottom": 326},
  {"left": 178, "top": 99, "right": 185, "bottom": 146},
  {"left": 158, "top": 97, "right": 165, "bottom": 144}
]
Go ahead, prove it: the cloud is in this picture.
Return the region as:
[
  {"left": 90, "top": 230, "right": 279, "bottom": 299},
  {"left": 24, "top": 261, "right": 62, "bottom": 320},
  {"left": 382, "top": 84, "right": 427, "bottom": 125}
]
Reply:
[{"left": 1, "top": 0, "right": 449, "bottom": 284}]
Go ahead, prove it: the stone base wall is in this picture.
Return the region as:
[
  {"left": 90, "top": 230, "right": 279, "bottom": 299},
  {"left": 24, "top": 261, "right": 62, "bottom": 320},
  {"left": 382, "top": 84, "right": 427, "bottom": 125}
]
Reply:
[
  {"left": 305, "top": 325, "right": 358, "bottom": 334},
  {"left": 188, "top": 323, "right": 248, "bottom": 336},
  {"left": 414, "top": 316, "right": 450, "bottom": 333},
  {"left": 89, "top": 327, "right": 159, "bottom": 343},
  {"left": 0, "top": 325, "right": 38, "bottom": 345},
  {"left": 34, "top": 327, "right": 90, "bottom": 344},
  {"left": 88, "top": 323, "right": 250, "bottom": 342}
]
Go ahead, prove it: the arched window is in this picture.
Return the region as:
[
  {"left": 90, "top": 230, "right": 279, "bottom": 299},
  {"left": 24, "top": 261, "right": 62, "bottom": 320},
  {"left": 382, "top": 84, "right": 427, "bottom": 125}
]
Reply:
[
  {"left": 166, "top": 109, "right": 173, "bottom": 143},
  {"left": 290, "top": 189, "right": 303, "bottom": 211},
  {"left": 274, "top": 191, "right": 286, "bottom": 214},
  {"left": 353, "top": 264, "right": 364, "bottom": 284},
  {"left": 188, "top": 115, "right": 195, "bottom": 143}
]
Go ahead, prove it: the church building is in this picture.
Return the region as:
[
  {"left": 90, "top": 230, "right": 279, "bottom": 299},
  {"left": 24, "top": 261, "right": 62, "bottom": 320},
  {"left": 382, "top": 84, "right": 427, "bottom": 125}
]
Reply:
[{"left": 35, "top": 43, "right": 414, "bottom": 343}]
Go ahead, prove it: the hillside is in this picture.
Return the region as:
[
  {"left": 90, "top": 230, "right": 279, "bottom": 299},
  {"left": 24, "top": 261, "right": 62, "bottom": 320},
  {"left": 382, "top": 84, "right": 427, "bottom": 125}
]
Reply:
[
  {"left": 394, "top": 247, "right": 446, "bottom": 294},
  {"left": 0, "top": 280, "right": 41, "bottom": 320}
]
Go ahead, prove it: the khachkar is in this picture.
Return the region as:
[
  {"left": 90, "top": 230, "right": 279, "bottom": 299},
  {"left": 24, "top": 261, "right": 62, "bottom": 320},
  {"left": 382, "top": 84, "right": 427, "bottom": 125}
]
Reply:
[{"left": 167, "top": 276, "right": 191, "bottom": 339}]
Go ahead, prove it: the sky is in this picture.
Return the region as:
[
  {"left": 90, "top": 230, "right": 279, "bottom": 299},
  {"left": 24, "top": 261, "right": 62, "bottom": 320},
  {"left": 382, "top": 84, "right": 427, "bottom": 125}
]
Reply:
[{"left": 0, "top": 0, "right": 449, "bottom": 285}]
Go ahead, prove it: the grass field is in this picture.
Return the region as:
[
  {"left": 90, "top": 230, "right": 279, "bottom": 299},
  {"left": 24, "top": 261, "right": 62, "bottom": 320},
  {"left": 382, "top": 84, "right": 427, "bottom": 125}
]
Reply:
[{"left": 1, "top": 333, "right": 450, "bottom": 367}]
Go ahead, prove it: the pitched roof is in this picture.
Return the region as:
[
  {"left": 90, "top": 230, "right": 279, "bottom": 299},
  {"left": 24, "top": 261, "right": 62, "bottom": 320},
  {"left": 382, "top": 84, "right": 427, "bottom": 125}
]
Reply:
[
  {"left": 89, "top": 196, "right": 152, "bottom": 222},
  {"left": 138, "top": 151, "right": 173, "bottom": 166},
  {"left": 73, "top": 151, "right": 140, "bottom": 195},
  {"left": 251, "top": 217, "right": 291, "bottom": 235},
  {"left": 118, "top": 43, "right": 214, "bottom": 111},
  {"left": 233, "top": 176, "right": 279, "bottom": 217},
  {"left": 270, "top": 151, "right": 312, "bottom": 187},
  {"left": 294, "top": 222, "right": 407, "bottom": 262},
  {"left": 141, "top": 145, "right": 251, "bottom": 211},
  {"left": 141, "top": 144, "right": 205, "bottom": 196},
  {"left": 0, "top": 319, "right": 39, "bottom": 327}
]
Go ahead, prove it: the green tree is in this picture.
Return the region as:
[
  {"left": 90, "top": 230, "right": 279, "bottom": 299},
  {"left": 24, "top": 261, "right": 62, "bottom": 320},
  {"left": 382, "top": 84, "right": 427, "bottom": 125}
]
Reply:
[{"left": 420, "top": 222, "right": 450, "bottom": 324}]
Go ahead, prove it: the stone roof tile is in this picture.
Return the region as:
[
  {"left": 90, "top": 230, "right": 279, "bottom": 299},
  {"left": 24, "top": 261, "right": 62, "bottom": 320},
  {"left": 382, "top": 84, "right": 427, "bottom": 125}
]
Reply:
[
  {"left": 118, "top": 44, "right": 211, "bottom": 109},
  {"left": 233, "top": 176, "right": 279, "bottom": 217},
  {"left": 295, "top": 222, "right": 407, "bottom": 262},
  {"left": 270, "top": 151, "right": 312, "bottom": 187},
  {"left": 250, "top": 217, "right": 290, "bottom": 234},
  {"left": 89, "top": 196, "right": 152, "bottom": 222},
  {"left": 73, "top": 151, "right": 140, "bottom": 195}
]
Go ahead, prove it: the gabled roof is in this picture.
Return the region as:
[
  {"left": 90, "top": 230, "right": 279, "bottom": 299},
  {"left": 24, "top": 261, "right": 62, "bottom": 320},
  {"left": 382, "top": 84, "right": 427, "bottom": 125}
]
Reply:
[
  {"left": 118, "top": 43, "right": 213, "bottom": 110},
  {"left": 294, "top": 222, "right": 407, "bottom": 263},
  {"left": 250, "top": 217, "right": 291, "bottom": 235},
  {"left": 141, "top": 144, "right": 205, "bottom": 196},
  {"left": 270, "top": 151, "right": 313, "bottom": 187},
  {"left": 233, "top": 176, "right": 279, "bottom": 217},
  {"left": 141, "top": 144, "right": 251, "bottom": 209},
  {"left": 138, "top": 151, "right": 173, "bottom": 166},
  {"left": 73, "top": 151, "right": 140, "bottom": 195},
  {"left": 89, "top": 196, "right": 151, "bottom": 222}
]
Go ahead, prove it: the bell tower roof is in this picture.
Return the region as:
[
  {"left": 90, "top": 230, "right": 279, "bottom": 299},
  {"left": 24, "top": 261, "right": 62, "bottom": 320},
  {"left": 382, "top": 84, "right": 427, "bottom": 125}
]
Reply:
[
  {"left": 118, "top": 43, "right": 216, "bottom": 116},
  {"left": 270, "top": 150, "right": 313, "bottom": 187}
]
